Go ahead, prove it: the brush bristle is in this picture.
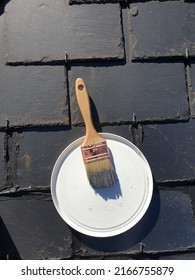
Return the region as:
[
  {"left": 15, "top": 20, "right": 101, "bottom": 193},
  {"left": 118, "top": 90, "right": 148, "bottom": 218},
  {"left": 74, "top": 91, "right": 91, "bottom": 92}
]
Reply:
[{"left": 85, "top": 158, "right": 116, "bottom": 188}]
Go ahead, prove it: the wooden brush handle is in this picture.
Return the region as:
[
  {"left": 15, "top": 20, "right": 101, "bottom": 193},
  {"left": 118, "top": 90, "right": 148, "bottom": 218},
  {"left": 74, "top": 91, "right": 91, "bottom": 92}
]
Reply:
[{"left": 75, "top": 78, "right": 104, "bottom": 146}]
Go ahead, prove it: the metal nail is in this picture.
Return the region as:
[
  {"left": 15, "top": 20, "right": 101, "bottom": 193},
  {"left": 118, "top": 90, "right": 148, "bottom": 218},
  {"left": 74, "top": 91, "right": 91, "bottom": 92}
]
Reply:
[
  {"left": 185, "top": 48, "right": 189, "bottom": 60},
  {"left": 133, "top": 113, "right": 136, "bottom": 123},
  {"left": 130, "top": 6, "right": 139, "bottom": 17}
]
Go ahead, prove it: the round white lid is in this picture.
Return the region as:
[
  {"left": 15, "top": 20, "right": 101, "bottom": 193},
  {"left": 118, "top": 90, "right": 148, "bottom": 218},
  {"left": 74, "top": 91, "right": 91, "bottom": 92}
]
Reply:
[{"left": 51, "top": 133, "right": 153, "bottom": 237}]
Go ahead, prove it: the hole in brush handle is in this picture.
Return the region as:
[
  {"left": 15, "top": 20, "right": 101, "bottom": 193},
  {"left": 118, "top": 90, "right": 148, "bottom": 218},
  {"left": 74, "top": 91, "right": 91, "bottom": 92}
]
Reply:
[{"left": 78, "top": 84, "right": 84, "bottom": 91}]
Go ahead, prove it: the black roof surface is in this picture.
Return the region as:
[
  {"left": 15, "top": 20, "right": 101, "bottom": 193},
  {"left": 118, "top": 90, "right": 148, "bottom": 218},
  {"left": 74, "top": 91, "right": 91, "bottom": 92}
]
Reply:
[{"left": 0, "top": 0, "right": 195, "bottom": 259}]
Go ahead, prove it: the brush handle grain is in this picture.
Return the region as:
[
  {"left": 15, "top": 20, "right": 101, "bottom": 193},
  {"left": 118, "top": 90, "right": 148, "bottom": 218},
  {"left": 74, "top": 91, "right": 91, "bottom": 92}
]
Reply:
[{"left": 75, "top": 78, "right": 105, "bottom": 146}]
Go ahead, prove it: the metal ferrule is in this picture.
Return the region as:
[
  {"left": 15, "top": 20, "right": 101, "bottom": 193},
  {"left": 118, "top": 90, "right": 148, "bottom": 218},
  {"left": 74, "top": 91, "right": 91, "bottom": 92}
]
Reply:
[{"left": 81, "top": 141, "right": 109, "bottom": 164}]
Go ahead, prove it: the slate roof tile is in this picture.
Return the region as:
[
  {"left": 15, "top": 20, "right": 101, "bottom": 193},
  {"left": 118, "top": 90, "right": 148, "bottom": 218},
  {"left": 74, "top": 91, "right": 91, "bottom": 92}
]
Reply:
[
  {"left": 5, "top": 0, "right": 124, "bottom": 64},
  {"left": 0, "top": 65, "right": 69, "bottom": 127},
  {"left": 142, "top": 189, "right": 195, "bottom": 253},
  {"left": 0, "top": 216, "right": 21, "bottom": 259},
  {"left": 141, "top": 121, "right": 195, "bottom": 182},
  {"left": 16, "top": 127, "right": 84, "bottom": 188},
  {"left": 0, "top": 5, "right": 5, "bottom": 65},
  {"left": 130, "top": 1, "right": 195, "bottom": 60},
  {"left": 189, "top": 60, "right": 195, "bottom": 117},
  {"left": 0, "top": 0, "right": 195, "bottom": 260},
  {"left": 101, "top": 124, "right": 132, "bottom": 139},
  {"left": 69, "top": 0, "right": 125, "bottom": 3},
  {"left": 160, "top": 253, "right": 195, "bottom": 260},
  {"left": 70, "top": 61, "right": 189, "bottom": 124},
  {"left": 0, "top": 198, "right": 73, "bottom": 259},
  {"left": 0, "top": 12, "right": 69, "bottom": 127},
  {"left": 0, "top": 133, "right": 6, "bottom": 189}
]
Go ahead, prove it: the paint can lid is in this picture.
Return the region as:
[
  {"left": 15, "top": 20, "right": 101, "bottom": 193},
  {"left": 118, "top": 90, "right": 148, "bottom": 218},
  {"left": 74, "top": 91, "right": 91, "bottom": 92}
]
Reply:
[{"left": 51, "top": 133, "right": 153, "bottom": 237}]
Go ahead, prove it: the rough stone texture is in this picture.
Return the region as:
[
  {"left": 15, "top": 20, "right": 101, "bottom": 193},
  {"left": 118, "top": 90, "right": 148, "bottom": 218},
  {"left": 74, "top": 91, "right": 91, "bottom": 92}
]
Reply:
[
  {"left": 160, "top": 253, "right": 195, "bottom": 260},
  {"left": 189, "top": 187, "right": 195, "bottom": 230},
  {"left": 101, "top": 125, "right": 131, "bottom": 140},
  {"left": 0, "top": 0, "right": 195, "bottom": 260},
  {"left": 70, "top": 61, "right": 189, "bottom": 124},
  {"left": 0, "top": 9, "right": 69, "bottom": 128},
  {"left": 0, "top": 4, "right": 4, "bottom": 65},
  {"left": 0, "top": 65, "right": 69, "bottom": 127},
  {"left": 70, "top": 0, "right": 125, "bottom": 3},
  {"left": 0, "top": 12, "right": 69, "bottom": 128},
  {"left": 142, "top": 190, "right": 195, "bottom": 253},
  {"left": 189, "top": 61, "right": 195, "bottom": 117},
  {"left": 141, "top": 121, "right": 195, "bottom": 182},
  {"left": 17, "top": 127, "right": 84, "bottom": 188},
  {"left": 0, "top": 198, "right": 73, "bottom": 259},
  {"left": 0, "top": 133, "right": 6, "bottom": 190},
  {"left": 130, "top": 1, "right": 195, "bottom": 60},
  {"left": 0, "top": 216, "right": 21, "bottom": 259},
  {"left": 4, "top": 0, "right": 124, "bottom": 64}
]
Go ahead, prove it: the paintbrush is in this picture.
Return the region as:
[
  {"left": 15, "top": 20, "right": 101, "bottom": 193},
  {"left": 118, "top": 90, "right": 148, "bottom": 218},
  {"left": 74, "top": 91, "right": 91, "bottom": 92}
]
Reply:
[{"left": 75, "top": 78, "right": 116, "bottom": 188}]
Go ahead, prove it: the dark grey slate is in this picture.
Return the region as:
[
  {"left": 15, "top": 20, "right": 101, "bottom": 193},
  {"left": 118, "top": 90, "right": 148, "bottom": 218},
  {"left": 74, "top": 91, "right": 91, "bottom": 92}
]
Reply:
[
  {"left": 0, "top": 133, "right": 6, "bottom": 189},
  {"left": 5, "top": 0, "right": 124, "bottom": 64},
  {"left": 104, "top": 255, "right": 135, "bottom": 260},
  {"left": 70, "top": 61, "right": 189, "bottom": 124},
  {"left": 0, "top": 65, "right": 69, "bottom": 127},
  {"left": 0, "top": 198, "right": 72, "bottom": 259},
  {"left": 0, "top": 0, "right": 194, "bottom": 260},
  {"left": 102, "top": 124, "right": 142, "bottom": 149},
  {"left": 130, "top": 2, "right": 195, "bottom": 60},
  {"left": 189, "top": 61, "right": 195, "bottom": 117},
  {"left": 0, "top": 5, "right": 69, "bottom": 128},
  {"left": 17, "top": 127, "right": 84, "bottom": 187},
  {"left": 69, "top": 0, "right": 125, "bottom": 3},
  {"left": 189, "top": 186, "right": 195, "bottom": 216},
  {"left": 160, "top": 253, "right": 195, "bottom": 260},
  {"left": 0, "top": 5, "right": 4, "bottom": 65},
  {"left": 141, "top": 121, "right": 195, "bottom": 182},
  {"left": 0, "top": 216, "right": 21, "bottom": 259},
  {"left": 73, "top": 228, "right": 140, "bottom": 255},
  {"left": 101, "top": 125, "right": 131, "bottom": 140},
  {"left": 0, "top": 12, "right": 69, "bottom": 128},
  {"left": 142, "top": 190, "right": 195, "bottom": 253}
]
